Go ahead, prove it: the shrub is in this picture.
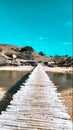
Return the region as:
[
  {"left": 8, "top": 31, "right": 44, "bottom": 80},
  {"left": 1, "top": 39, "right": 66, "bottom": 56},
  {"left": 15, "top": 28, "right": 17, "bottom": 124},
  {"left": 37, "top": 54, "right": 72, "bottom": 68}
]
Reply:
[
  {"left": 20, "top": 46, "right": 34, "bottom": 52},
  {"left": 39, "top": 51, "right": 45, "bottom": 56}
]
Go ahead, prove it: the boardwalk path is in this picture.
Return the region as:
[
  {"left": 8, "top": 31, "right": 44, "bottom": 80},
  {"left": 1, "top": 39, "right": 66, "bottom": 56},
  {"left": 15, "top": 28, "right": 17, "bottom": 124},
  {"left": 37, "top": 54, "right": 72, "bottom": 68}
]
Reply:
[{"left": 0, "top": 64, "right": 72, "bottom": 130}]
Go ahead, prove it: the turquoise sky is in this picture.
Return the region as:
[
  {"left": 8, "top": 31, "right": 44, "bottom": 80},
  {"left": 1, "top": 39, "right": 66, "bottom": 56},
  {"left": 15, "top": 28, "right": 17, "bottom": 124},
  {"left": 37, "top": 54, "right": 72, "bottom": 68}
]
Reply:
[{"left": 0, "top": 0, "right": 72, "bottom": 56}]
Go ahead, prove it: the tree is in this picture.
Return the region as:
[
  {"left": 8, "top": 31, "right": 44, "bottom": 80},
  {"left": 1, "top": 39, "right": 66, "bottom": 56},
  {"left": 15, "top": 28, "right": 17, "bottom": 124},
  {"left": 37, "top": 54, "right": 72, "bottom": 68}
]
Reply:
[
  {"left": 39, "top": 51, "right": 45, "bottom": 56},
  {"left": 20, "top": 46, "right": 34, "bottom": 52}
]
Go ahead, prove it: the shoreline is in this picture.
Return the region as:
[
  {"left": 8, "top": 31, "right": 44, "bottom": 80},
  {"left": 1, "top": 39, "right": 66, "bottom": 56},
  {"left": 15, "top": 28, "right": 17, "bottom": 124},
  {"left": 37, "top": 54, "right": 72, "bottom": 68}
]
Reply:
[
  {"left": 0, "top": 66, "right": 33, "bottom": 71},
  {"left": 0, "top": 88, "right": 6, "bottom": 101},
  {"left": 0, "top": 66, "right": 73, "bottom": 73},
  {"left": 43, "top": 66, "right": 73, "bottom": 73},
  {"left": 61, "top": 88, "right": 73, "bottom": 120}
]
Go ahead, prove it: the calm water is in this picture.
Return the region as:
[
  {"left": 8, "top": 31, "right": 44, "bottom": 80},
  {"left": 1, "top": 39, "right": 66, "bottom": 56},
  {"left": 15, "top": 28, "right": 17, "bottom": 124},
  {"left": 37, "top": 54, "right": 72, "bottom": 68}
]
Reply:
[
  {"left": 0, "top": 71, "right": 28, "bottom": 91},
  {"left": 47, "top": 72, "right": 73, "bottom": 92},
  {"left": 0, "top": 71, "right": 73, "bottom": 92},
  {"left": 0, "top": 71, "right": 30, "bottom": 113}
]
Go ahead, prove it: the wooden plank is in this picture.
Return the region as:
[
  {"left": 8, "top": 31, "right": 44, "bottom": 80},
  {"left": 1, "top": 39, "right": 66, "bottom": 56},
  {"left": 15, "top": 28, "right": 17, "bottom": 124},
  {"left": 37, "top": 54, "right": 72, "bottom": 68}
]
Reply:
[{"left": 0, "top": 64, "right": 72, "bottom": 130}]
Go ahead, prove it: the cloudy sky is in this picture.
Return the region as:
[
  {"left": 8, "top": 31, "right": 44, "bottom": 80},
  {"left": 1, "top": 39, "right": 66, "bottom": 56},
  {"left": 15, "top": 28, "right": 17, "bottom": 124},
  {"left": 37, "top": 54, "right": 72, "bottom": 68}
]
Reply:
[{"left": 0, "top": 0, "right": 72, "bottom": 56}]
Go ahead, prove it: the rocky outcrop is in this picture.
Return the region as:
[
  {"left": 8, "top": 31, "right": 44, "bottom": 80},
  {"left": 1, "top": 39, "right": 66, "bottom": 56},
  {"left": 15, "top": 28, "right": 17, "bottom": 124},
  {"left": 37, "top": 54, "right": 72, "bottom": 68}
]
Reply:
[
  {"left": 0, "top": 44, "right": 72, "bottom": 67},
  {"left": 53, "top": 56, "right": 73, "bottom": 67},
  {"left": 0, "top": 44, "right": 34, "bottom": 61}
]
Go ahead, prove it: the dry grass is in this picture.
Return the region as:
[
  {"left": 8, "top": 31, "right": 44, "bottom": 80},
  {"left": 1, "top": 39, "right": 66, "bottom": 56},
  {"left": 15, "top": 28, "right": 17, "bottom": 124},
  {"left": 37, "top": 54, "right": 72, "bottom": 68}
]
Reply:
[
  {"left": 32, "top": 51, "right": 53, "bottom": 61},
  {"left": 0, "top": 55, "right": 6, "bottom": 62},
  {"left": 0, "top": 44, "right": 53, "bottom": 62},
  {"left": 0, "top": 88, "right": 6, "bottom": 101},
  {"left": 61, "top": 88, "right": 73, "bottom": 120}
]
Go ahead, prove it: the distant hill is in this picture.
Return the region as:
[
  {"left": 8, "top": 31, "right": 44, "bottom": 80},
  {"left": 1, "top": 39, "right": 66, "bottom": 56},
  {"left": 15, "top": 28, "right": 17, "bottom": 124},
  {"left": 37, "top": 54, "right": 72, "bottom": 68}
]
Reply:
[
  {"left": 0, "top": 44, "right": 53, "bottom": 62},
  {"left": 0, "top": 44, "right": 73, "bottom": 67}
]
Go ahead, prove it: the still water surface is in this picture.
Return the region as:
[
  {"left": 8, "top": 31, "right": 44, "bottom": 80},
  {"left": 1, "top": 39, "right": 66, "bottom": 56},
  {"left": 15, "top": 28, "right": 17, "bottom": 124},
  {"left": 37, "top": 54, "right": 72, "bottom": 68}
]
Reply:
[
  {"left": 0, "top": 71, "right": 28, "bottom": 91},
  {"left": 47, "top": 72, "right": 73, "bottom": 91},
  {"left": 0, "top": 71, "right": 73, "bottom": 92}
]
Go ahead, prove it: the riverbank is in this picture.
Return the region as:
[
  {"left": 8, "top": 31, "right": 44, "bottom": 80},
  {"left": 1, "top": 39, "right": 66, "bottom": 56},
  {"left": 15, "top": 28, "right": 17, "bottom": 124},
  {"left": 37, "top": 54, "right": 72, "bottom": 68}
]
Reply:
[
  {"left": 0, "top": 88, "right": 6, "bottom": 101},
  {"left": 61, "top": 88, "right": 73, "bottom": 120},
  {"left": 44, "top": 66, "right": 73, "bottom": 73},
  {"left": 0, "top": 66, "right": 73, "bottom": 73},
  {"left": 0, "top": 66, "right": 33, "bottom": 71}
]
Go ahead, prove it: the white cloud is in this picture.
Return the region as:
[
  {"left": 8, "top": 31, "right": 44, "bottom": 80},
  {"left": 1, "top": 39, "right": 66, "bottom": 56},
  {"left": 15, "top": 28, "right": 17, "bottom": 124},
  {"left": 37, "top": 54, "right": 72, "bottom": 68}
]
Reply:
[
  {"left": 39, "top": 37, "right": 44, "bottom": 40},
  {"left": 38, "top": 36, "right": 49, "bottom": 40},
  {"left": 61, "top": 42, "right": 71, "bottom": 45}
]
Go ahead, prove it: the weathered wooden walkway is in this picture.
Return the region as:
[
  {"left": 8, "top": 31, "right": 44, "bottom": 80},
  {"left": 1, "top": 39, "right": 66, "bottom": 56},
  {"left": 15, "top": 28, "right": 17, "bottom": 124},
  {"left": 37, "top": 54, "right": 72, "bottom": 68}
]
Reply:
[{"left": 0, "top": 64, "right": 72, "bottom": 130}]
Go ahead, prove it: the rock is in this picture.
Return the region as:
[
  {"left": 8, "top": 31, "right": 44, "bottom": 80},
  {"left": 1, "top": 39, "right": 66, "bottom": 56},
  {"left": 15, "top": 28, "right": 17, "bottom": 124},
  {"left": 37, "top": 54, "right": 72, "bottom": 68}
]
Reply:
[{"left": 53, "top": 56, "right": 73, "bottom": 67}]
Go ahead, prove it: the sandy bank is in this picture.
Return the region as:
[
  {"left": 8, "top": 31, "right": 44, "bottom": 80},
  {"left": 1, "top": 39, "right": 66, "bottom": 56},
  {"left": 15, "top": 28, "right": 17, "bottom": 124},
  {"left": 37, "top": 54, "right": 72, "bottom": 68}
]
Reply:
[
  {"left": 0, "top": 66, "right": 73, "bottom": 73},
  {"left": 61, "top": 88, "right": 73, "bottom": 120},
  {"left": 44, "top": 66, "right": 73, "bottom": 73},
  {"left": 0, "top": 88, "right": 6, "bottom": 101},
  {"left": 0, "top": 66, "right": 33, "bottom": 71}
]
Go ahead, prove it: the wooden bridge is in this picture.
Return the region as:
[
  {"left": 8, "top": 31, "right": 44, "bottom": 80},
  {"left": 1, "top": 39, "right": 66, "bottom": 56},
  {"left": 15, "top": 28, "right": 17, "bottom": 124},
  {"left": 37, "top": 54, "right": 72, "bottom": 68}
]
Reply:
[{"left": 0, "top": 64, "right": 72, "bottom": 130}]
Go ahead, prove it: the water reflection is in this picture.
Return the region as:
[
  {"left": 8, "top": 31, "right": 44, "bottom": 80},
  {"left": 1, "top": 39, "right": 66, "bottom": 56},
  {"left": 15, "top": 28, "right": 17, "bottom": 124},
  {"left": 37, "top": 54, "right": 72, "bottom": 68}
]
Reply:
[
  {"left": 0, "top": 71, "right": 72, "bottom": 92},
  {"left": 47, "top": 72, "right": 73, "bottom": 92},
  {"left": 0, "top": 71, "right": 28, "bottom": 91},
  {"left": 0, "top": 71, "right": 30, "bottom": 113}
]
